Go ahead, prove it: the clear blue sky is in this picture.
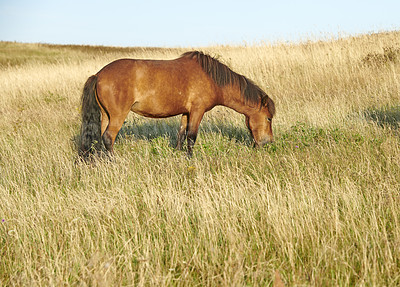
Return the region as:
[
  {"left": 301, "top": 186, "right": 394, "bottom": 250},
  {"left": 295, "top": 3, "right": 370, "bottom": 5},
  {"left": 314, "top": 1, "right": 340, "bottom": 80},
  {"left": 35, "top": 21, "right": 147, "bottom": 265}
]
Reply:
[{"left": 1, "top": 0, "right": 399, "bottom": 47}]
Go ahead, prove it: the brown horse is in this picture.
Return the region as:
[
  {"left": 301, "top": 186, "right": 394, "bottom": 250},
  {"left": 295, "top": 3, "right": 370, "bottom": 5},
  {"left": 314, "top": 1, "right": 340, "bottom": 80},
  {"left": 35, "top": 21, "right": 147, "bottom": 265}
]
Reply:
[{"left": 79, "top": 51, "right": 275, "bottom": 158}]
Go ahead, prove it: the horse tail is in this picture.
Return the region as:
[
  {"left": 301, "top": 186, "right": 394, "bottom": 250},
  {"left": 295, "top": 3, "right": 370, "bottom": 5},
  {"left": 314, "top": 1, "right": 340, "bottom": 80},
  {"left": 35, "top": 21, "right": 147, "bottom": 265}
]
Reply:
[{"left": 79, "top": 75, "right": 102, "bottom": 159}]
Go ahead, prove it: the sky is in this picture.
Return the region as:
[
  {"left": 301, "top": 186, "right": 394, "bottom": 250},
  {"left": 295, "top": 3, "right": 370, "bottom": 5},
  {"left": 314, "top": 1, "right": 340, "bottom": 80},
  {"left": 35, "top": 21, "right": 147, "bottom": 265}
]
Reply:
[{"left": 0, "top": 0, "right": 399, "bottom": 47}]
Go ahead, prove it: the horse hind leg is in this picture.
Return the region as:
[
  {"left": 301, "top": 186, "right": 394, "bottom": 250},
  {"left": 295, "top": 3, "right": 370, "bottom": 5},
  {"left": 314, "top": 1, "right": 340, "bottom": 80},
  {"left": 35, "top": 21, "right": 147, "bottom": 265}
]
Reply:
[
  {"left": 102, "top": 115, "right": 127, "bottom": 155},
  {"left": 100, "top": 108, "right": 109, "bottom": 137}
]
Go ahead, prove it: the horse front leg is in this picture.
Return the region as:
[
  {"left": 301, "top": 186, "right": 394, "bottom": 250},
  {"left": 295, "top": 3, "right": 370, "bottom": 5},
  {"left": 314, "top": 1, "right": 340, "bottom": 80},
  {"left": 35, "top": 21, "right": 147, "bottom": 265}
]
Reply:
[
  {"left": 176, "top": 114, "right": 188, "bottom": 150},
  {"left": 186, "top": 111, "right": 204, "bottom": 158}
]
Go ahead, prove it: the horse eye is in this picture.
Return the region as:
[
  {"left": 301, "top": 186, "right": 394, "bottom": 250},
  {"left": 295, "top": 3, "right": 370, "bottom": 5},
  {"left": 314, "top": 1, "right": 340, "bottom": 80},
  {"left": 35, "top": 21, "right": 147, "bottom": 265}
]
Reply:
[{"left": 267, "top": 117, "right": 272, "bottom": 122}]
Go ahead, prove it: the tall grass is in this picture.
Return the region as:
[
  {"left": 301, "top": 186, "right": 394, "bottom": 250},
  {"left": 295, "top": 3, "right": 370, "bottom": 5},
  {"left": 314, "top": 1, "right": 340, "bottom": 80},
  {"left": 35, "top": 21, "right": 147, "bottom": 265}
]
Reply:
[{"left": 0, "top": 31, "right": 400, "bottom": 286}]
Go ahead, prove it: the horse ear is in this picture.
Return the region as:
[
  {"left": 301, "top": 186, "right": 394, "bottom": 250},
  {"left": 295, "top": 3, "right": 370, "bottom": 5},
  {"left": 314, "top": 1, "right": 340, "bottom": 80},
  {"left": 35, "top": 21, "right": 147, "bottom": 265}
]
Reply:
[
  {"left": 265, "top": 97, "right": 275, "bottom": 117},
  {"left": 261, "top": 96, "right": 268, "bottom": 107}
]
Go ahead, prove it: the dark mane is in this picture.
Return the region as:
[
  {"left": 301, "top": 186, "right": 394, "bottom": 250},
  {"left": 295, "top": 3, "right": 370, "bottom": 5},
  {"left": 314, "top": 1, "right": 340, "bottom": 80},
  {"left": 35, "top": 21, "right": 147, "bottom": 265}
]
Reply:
[{"left": 181, "top": 51, "right": 275, "bottom": 116}]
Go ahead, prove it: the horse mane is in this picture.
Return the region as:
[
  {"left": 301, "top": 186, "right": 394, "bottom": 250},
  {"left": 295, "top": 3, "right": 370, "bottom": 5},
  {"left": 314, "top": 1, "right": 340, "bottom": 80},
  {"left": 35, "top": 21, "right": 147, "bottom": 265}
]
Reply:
[{"left": 180, "top": 51, "right": 275, "bottom": 116}]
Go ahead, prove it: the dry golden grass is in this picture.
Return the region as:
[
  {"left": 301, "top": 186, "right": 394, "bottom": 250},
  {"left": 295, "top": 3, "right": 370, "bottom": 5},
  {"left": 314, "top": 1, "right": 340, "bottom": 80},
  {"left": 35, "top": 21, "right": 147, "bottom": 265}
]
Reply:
[{"left": 0, "top": 31, "right": 400, "bottom": 286}]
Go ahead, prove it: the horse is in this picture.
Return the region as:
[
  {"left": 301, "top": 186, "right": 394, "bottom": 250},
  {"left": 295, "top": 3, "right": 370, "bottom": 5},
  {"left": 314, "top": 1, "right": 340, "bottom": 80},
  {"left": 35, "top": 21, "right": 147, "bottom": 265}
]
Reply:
[{"left": 79, "top": 51, "right": 275, "bottom": 159}]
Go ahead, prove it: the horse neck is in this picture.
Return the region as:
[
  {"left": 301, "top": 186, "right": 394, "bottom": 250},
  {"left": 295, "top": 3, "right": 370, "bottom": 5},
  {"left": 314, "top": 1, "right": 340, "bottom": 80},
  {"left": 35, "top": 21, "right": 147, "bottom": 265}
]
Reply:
[{"left": 220, "top": 85, "right": 256, "bottom": 116}]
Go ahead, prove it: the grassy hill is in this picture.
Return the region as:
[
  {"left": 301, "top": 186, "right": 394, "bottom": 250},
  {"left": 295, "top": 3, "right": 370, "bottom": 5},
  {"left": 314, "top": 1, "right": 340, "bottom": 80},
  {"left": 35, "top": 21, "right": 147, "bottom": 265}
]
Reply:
[{"left": 0, "top": 31, "right": 399, "bottom": 285}]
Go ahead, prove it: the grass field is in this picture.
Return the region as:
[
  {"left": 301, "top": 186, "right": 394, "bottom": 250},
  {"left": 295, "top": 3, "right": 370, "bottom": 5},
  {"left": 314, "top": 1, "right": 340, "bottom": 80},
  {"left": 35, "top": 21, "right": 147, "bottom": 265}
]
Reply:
[{"left": 0, "top": 31, "right": 399, "bottom": 286}]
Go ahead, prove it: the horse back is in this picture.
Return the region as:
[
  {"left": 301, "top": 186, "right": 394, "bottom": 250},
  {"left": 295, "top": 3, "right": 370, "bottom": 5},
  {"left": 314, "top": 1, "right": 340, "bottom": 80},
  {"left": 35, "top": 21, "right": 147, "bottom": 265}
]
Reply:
[{"left": 95, "top": 57, "right": 221, "bottom": 118}]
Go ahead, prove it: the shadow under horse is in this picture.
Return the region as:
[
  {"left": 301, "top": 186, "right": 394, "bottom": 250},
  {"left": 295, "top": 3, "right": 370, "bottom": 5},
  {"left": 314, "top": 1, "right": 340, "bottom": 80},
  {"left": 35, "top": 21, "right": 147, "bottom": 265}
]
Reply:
[{"left": 116, "top": 116, "right": 253, "bottom": 149}]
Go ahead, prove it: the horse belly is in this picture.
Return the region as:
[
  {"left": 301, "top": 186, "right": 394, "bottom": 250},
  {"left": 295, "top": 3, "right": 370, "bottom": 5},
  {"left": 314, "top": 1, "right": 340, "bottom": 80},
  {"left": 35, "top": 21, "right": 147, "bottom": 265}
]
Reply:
[{"left": 130, "top": 95, "right": 187, "bottom": 118}]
